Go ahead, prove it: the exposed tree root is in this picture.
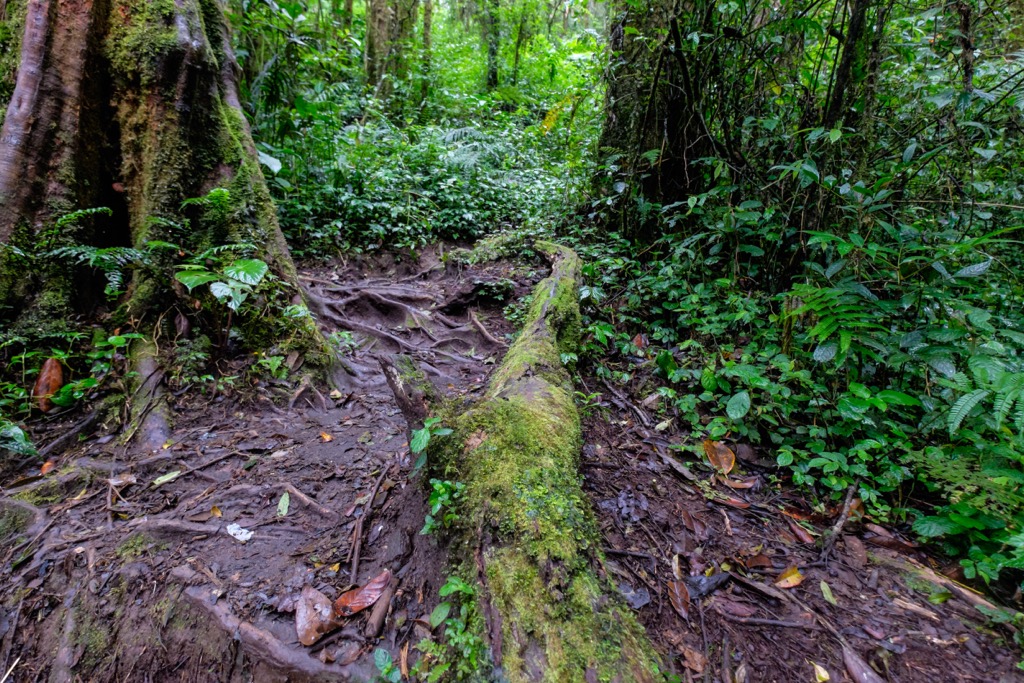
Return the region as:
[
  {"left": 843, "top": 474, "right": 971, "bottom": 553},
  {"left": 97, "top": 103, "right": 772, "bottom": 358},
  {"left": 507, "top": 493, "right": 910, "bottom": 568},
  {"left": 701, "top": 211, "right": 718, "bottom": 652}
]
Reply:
[
  {"left": 171, "top": 567, "right": 366, "bottom": 681},
  {"left": 36, "top": 411, "right": 101, "bottom": 459},
  {"left": 125, "top": 339, "right": 172, "bottom": 454},
  {"left": 470, "top": 310, "right": 505, "bottom": 347}
]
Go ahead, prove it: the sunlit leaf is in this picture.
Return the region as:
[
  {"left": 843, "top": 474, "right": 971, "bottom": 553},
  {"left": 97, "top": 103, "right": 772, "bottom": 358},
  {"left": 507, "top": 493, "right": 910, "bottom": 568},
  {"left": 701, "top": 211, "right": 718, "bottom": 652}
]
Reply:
[{"left": 774, "top": 566, "right": 804, "bottom": 588}]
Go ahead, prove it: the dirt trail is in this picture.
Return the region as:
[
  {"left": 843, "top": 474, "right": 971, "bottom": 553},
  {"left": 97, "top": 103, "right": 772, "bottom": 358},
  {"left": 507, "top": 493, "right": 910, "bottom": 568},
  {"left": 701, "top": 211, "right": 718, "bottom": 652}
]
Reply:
[
  {"left": 0, "top": 243, "right": 1021, "bottom": 682},
  {"left": 580, "top": 397, "right": 1024, "bottom": 682},
  {"left": 0, "top": 245, "right": 533, "bottom": 681}
]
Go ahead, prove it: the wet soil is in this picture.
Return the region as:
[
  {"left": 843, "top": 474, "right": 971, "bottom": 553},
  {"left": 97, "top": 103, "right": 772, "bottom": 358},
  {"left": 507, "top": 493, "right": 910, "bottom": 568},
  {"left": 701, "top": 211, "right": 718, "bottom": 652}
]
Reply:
[
  {"left": 580, "top": 385, "right": 1024, "bottom": 682},
  {"left": 0, "top": 243, "right": 1022, "bottom": 682},
  {"left": 0, "top": 246, "right": 536, "bottom": 681}
]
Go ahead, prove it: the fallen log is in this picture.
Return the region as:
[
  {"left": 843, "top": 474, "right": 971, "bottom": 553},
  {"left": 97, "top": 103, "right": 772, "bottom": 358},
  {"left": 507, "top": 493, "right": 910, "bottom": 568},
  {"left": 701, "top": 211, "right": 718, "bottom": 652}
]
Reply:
[{"left": 386, "top": 241, "right": 660, "bottom": 681}]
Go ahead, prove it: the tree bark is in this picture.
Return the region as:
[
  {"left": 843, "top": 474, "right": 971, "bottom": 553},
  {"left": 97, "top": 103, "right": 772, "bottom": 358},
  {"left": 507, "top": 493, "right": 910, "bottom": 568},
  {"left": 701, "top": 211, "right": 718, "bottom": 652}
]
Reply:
[
  {"left": 420, "top": 0, "right": 432, "bottom": 106},
  {"left": 387, "top": 242, "right": 661, "bottom": 681},
  {"left": 0, "top": 0, "right": 312, "bottom": 336},
  {"left": 597, "top": 0, "right": 716, "bottom": 240},
  {"left": 484, "top": 0, "right": 499, "bottom": 90}
]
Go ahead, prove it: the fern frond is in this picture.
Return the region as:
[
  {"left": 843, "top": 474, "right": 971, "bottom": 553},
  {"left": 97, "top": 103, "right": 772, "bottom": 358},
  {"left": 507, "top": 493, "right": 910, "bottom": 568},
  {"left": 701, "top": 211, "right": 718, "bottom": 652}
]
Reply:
[{"left": 948, "top": 389, "right": 991, "bottom": 436}]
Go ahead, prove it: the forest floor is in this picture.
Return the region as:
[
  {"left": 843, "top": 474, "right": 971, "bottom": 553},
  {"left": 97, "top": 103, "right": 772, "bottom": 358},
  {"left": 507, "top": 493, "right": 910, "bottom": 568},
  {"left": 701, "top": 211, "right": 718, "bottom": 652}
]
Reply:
[{"left": 0, "top": 243, "right": 1021, "bottom": 682}]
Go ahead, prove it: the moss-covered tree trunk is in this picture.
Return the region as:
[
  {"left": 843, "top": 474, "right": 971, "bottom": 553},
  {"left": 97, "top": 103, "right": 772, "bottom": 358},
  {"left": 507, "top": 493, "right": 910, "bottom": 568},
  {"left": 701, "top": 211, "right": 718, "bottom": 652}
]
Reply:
[
  {"left": 365, "top": 0, "right": 420, "bottom": 93},
  {"left": 0, "top": 0, "right": 310, "bottom": 335},
  {"left": 598, "top": 0, "right": 716, "bottom": 240},
  {"left": 428, "top": 242, "right": 661, "bottom": 681}
]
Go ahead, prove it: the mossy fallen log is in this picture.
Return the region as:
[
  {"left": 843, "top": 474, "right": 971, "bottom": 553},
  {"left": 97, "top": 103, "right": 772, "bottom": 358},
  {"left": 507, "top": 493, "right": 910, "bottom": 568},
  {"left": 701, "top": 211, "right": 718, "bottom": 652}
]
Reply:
[{"left": 393, "top": 241, "right": 661, "bottom": 681}]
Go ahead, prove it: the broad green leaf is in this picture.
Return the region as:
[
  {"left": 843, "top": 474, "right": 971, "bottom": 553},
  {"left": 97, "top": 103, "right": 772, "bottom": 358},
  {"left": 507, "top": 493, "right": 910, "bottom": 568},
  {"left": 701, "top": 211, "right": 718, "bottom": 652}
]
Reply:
[
  {"left": 174, "top": 270, "right": 220, "bottom": 292},
  {"left": 410, "top": 428, "right": 430, "bottom": 454},
  {"left": 224, "top": 259, "right": 269, "bottom": 286},
  {"left": 726, "top": 391, "right": 751, "bottom": 420},
  {"left": 277, "top": 491, "right": 290, "bottom": 517},
  {"left": 954, "top": 259, "right": 992, "bottom": 279},
  {"left": 257, "top": 151, "right": 282, "bottom": 174},
  {"left": 813, "top": 342, "right": 838, "bottom": 363},
  {"left": 913, "top": 515, "right": 963, "bottom": 538},
  {"left": 0, "top": 421, "right": 36, "bottom": 456},
  {"left": 820, "top": 580, "right": 838, "bottom": 606},
  {"left": 429, "top": 602, "right": 452, "bottom": 628}
]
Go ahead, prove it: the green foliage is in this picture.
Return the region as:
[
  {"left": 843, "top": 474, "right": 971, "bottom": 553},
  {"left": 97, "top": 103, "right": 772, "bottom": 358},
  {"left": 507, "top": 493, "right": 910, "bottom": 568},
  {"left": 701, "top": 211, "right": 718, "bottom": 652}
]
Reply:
[
  {"left": 421, "top": 478, "right": 465, "bottom": 535},
  {"left": 410, "top": 416, "right": 453, "bottom": 470},
  {"left": 413, "top": 576, "right": 486, "bottom": 681}
]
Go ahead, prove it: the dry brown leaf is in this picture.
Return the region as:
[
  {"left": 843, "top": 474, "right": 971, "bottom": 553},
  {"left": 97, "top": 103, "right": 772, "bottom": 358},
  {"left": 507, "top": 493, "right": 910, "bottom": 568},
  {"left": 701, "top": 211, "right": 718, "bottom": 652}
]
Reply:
[
  {"left": 32, "top": 358, "right": 63, "bottom": 413},
  {"left": 774, "top": 566, "right": 804, "bottom": 589},
  {"left": 400, "top": 642, "right": 409, "bottom": 678},
  {"left": 787, "top": 518, "right": 815, "bottom": 544},
  {"left": 333, "top": 570, "right": 392, "bottom": 617},
  {"left": 464, "top": 430, "right": 488, "bottom": 452},
  {"left": 40, "top": 461, "right": 56, "bottom": 475},
  {"left": 848, "top": 497, "right": 865, "bottom": 521},
  {"left": 703, "top": 440, "right": 736, "bottom": 474},
  {"left": 680, "top": 510, "right": 707, "bottom": 540},
  {"left": 844, "top": 535, "right": 867, "bottom": 569},
  {"left": 296, "top": 586, "right": 344, "bottom": 646},
  {"left": 717, "top": 495, "right": 750, "bottom": 510},
  {"left": 718, "top": 475, "right": 757, "bottom": 489},
  {"left": 667, "top": 580, "right": 690, "bottom": 620},
  {"left": 713, "top": 598, "right": 758, "bottom": 618},
  {"left": 210, "top": 505, "right": 222, "bottom": 518},
  {"left": 745, "top": 553, "right": 773, "bottom": 570},
  {"left": 680, "top": 645, "right": 706, "bottom": 673},
  {"left": 320, "top": 432, "right": 334, "bottom": 443}
]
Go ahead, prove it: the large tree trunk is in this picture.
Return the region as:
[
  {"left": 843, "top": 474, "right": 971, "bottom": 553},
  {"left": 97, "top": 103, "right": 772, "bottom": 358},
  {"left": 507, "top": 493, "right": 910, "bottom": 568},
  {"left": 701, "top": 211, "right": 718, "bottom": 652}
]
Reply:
[
  {"left": 365, "top": 0, "right": 420, "bottom": 96},
  {"left": 389, "top": 242, "right": 661, "bottom": 681},
  {"left": 597, "top": 0, "right": 716, "bottom": 240},
  {"left": 484, "top": 0, "right": 499, "bottom": 90},
  {"left": 0, "top": 0, "right": 313, "bottom": 336}
]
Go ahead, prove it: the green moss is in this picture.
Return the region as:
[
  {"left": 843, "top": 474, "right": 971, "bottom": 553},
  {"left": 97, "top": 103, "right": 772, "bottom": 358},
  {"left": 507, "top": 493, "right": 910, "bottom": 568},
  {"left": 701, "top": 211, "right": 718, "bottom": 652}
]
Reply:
[
  {"left": 0, "top": 504, "right": 32, "bottom": 543},
  {"left": 433, "top": 241, "right": 659, "bottom": 681},
  {"left": 106, "top": 0, "right": 193, "bottom": 84},
  {"left": 72, "top": 605, "right": 112, "bottom": 670},
  {"left": 13, "top": 480, "right": 65, "bottom": 506},
  {"left": 116, "top": 533, "right": 154, "bottom": 560}
]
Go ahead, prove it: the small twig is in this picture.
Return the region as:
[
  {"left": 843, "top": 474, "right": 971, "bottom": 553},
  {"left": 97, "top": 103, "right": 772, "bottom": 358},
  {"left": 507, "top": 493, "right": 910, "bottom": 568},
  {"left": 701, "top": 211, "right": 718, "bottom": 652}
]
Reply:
[
  {"left": 283, "top": 483, "right": 338, "bottom": 520},
  {"left": 469, "top": 310, "right": 505, "bottom": 346},
  {"left": 350, "top": 466, "right": 390, "bottom": 583},
  {"left": 0, "top": 656, "right": 20, "bottom": 683},
  {"left": 363, "top": 577, "right": 398, "bottom": 638},
  {"left": 821, "top": 480, "right": 859, "bottom": 561},
  {"left": 719, "top": 614, "right": 817, "bottom": 630}
]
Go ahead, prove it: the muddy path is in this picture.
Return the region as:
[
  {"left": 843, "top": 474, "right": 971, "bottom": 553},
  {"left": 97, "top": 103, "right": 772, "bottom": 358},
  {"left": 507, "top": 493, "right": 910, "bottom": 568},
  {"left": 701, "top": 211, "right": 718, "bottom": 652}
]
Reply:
[
  {"left": 579, "top": 390, "right": 1024, "bottom": 682},
  {"left": 0, "top": 242, "right": 1022, "bottom": 682},
  {"left": 0, "top": 245, "right": 536, "bottom": 681}
]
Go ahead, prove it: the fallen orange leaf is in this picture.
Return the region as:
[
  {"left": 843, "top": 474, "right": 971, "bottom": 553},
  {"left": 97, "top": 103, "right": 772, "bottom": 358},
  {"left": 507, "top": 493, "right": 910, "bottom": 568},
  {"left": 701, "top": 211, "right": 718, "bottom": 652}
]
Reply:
[
  {"left": 320, "top": 432, "right": 334, "bottom": 443},
  {"left": 40, "top": 461, "right": 56, "bottom": 475},
  {"left": 775, "top": 566, "right": 804, "bottom": 589},
  {"left": 703, "top": 440, "right": 736, "bottom": 475},
  {"left": 787, "top": 518, "right": 815, "bottom": 544},
  {"left": 333, "top": 570, "right": 391, "bottom": 617},
  {"left": 32, "top": 358, "right": 63, "bottom": 413}
]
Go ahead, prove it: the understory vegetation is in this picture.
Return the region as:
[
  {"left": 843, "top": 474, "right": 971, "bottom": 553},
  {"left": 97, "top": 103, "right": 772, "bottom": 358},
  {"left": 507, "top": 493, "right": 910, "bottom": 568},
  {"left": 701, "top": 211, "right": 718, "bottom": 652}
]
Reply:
[{"left": 3, "top": 0, "right": 1024, "bottom": 665}]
